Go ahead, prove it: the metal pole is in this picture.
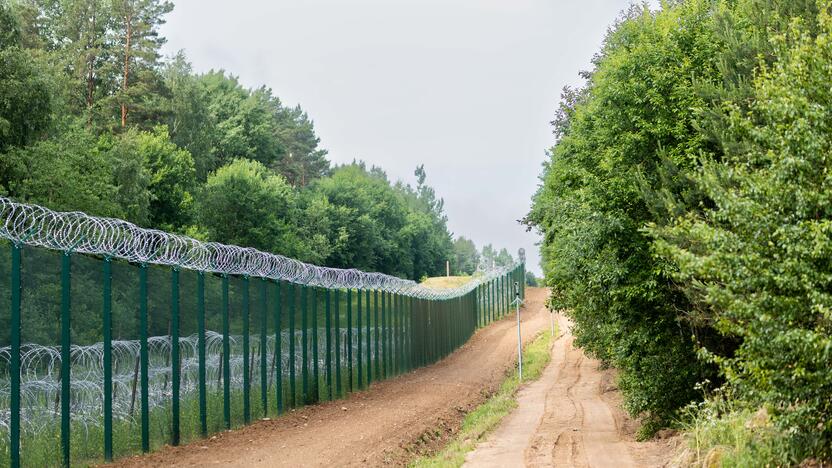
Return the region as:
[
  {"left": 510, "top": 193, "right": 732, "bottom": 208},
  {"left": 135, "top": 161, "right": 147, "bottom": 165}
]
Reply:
[
  {"left": 197, "top": 272, "right": 207, "bottom": 436},
  {"left": 60, "top": 251, "right": 71, "bottom": 468},
  {"left": 275, "top": 281, "right": 283, "bottom": 413},
  {"left": 171, "top": 268, "right": 181, "bottom": 445},
  {"left": 103, "top": 258, "right": 113, "bottom": 461},
  {"left": 139, "top": 264, "right": 150, "bottom": 451},
  {"left": 10, "top": 243, "right": 21, "bottom": 468},
  {"left": 514, "top": 281, "right": 522, "bottom": 381},
  {"left": 242, "top": 276, "right": 250, "bottom": 422},
  {"left": 221, "top": 274, "right": 231, "bottom": 428},
  {"left": 551, "top": 308, "right": 555, "bottom": 338}
]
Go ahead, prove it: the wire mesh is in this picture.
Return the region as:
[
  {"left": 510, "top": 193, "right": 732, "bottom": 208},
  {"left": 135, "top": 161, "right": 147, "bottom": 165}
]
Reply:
[{"left": 0, "top": 198, "right": 525, "bottom": 467}]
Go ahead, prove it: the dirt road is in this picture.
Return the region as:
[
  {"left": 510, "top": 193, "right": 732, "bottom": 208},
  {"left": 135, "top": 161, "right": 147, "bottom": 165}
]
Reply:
[
  {"left": 464, "top": 312, "right": 670, "bottom": 468},
  {"left": 110, "top": 288, "right": 551, "bottom": 467}
]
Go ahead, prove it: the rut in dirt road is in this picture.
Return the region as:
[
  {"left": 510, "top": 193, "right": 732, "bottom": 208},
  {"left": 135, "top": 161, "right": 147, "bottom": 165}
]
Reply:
[
  {"left": 107, "top": 289, "right": 551, "bottom": 468},
  {"left": 464, "top": 313, "right": 669, "bottom": 468}
]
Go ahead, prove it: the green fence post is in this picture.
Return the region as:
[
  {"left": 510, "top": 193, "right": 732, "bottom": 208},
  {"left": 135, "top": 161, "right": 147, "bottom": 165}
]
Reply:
[
  {"left": 357, "top": 288, "right": 363, "bottom": 388},
  {"left": 325, "top": 288, "right": 332, "bottom": 400},
  {"left": 242, "top": 276, "right": 250, "bottom": 423},
  {"left": 347, "top": 288, "right": 353, "bottom": 392},
  {"left": 302, "top": 284, "right": 309, "bottom": 404},
  {"left": 392, "top": 293, "right": 398, "bottom": 375},
  {"left": 139, "top": 264, "right": 150, "bottom": 451},
  {"left": 260, "top": 278, "right": 268, "bottom": 416},
  {"left": 222, "top": 274, "right": 231, "bottom": 429},
  {"left": 288, "top": 283, "right": 296, "bottom": 407},
  {"left": 381, "top": 290, "right": 387, "bottom": 378},
  {"left": 171, "top": 268, "right": 181, "bottom": 446},
  {"left": 374, "top": 289, "right": 380, "bottom": 381},
  {"left": 366, "top": 289, "right": 372, "bottom": 385},
  {"left": 197, "top": 272, "right": 207, "bottom": 437},
  {"left": 275, "top": 281, "right": 283, "bottom": 414},
  {"left": 60, "top": 250, "right": 71, "bottom": 468},
  {"left": 312, "top": 287, "right": 319, "bottom": 402},
  {"left": 334, "top": 289, "right": 342, "bottom": 397},
  {"left": 10, "top": 243, "right": 21, "bottom": 468},
  {"left": 102, "top": 257, "right": 113, "bottom": 461}
]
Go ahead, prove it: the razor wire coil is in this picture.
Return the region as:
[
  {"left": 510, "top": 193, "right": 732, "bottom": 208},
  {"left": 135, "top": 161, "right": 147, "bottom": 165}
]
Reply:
[{"left": 0, "top": 196, "right": 520, "bottom": 300}]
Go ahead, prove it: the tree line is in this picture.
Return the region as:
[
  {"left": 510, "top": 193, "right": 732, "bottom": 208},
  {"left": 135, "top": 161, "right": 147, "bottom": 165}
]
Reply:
[
  {"left": 0, "top": 0, "right": 514, "bottom": 281},
  {"left": 528, "top": 0, "right": 831, "bottom": 464}
]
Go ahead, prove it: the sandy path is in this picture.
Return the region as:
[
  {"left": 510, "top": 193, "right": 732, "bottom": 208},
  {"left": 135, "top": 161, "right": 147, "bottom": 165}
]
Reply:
[
  {"left": 464, "top": 313, "right": 669, "bottom": 468},
  {"left": 109, "top": 288, "right": 551, "bottom": 468}
]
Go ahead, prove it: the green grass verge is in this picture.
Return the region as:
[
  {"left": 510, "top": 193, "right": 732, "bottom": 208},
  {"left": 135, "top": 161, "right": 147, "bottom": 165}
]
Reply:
[
  {"left": 675, "top": 396, "right": 797, "bottom": 467},
  {"left": 410, "top": 328, "right": 555, "bottom": 468}
]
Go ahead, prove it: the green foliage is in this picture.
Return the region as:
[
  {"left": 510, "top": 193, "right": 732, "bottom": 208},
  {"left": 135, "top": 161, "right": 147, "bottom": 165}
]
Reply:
[
  {"left": 531, "top": 0, "right": 832, "bottom": 461},
  {"left": 0, "top": 0, "right": 457, "bottom": 282},
  {"left": 2, "top": 121, "right": 122, "bottom": 216},
  {"left": 452, "top": 237, "right": 479, "bottom": 275},
  {"left": 0, "top": 2, "right": 51, "bottom": 156},
  {"left": 528, "top": 0, "right": 723, "bottom": 429},
  {"left": 524, "top": 272, "right": 537, "bottom": 287},
  {"left": 651, "top": 5, "right": 832, "bottom": 459},
  {"left": 196, "top": 158, "right": 299, "bottom": 254}
]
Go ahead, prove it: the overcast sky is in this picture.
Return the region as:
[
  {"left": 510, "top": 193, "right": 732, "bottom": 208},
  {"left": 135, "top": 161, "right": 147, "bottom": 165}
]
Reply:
[{"left": 160, "top": 0, "right": 652, "bottom": 276}]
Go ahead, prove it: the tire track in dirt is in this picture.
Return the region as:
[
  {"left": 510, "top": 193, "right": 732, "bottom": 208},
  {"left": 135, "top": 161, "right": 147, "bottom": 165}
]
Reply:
[
  {"left": 464, "top": 313, "right": 670, "bottom": 468},
  {"left": 107, "top": 288, "right": 551, "bottom": 468}
]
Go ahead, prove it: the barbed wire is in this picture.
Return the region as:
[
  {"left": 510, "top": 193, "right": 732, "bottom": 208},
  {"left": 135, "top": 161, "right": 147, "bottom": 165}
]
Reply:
[{"left": 0, "top": 197, "right": 521, "bottom": 299}]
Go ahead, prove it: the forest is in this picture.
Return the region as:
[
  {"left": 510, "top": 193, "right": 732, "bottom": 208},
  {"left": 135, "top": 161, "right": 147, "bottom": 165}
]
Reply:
[
  {"left": 528, "top": 0, "right": 832, "bottom": 464},
  {"left": 0, "top": 0, "right": 518, "bottom": 280}
]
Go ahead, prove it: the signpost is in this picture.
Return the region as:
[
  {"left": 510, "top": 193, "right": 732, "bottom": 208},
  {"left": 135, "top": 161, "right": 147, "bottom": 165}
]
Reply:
[{"left": 513, "top": 281, "right": 524, "bottom": 381}]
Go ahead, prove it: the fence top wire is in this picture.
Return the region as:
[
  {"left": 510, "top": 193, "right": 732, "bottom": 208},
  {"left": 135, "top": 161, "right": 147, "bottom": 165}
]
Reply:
[{"left": 0, "top": 196, "right": 521, "bottom": 300}]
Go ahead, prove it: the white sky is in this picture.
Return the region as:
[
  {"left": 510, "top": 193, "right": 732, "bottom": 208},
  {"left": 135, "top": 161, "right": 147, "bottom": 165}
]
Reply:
[{"left": 160, "top": 0, "right": 654, "bottom": 276}]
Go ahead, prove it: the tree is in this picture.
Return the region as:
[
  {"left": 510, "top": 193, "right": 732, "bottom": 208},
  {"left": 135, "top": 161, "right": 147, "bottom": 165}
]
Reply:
[
  {"left": 651, "top": 7, "right": 832, "bottom": 458},
  {"left": 195, "top": 159, "right": 300, "bottom": 255},
  {"left": 452, "top": 237, "right": 479, "bottom": 275},
  {"left": 0, "top": 2, "right": 51, "bottom": 158},
  {"left": 112, "top": 0, "right": 173, "bottom": 128},
  {"left": 101, "top": 125, "right": 195, "bottom": 229},
  {"left": 270, "top": 105, "right": 330, "bottom": 186},
  {"left": 2, "top": 121, "right": 122, "bottom": 217},
  {"left": 527, "top": 1, "right": 722, "bottom": 431},
  {"left": 163, "top": 52, "right": 218, "bottom": 180}
]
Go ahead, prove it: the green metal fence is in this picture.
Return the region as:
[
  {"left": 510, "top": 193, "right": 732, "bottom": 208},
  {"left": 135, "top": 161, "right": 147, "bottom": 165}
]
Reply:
[{"left": 0, "top": 198, "right": 525, "bottom": 467}]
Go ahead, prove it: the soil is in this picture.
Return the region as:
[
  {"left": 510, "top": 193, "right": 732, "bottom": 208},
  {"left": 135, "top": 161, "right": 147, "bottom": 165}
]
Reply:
[
  {"left": 463, "top": 312, "right": 676, "bottom": 467},
  {"left": 107, "top": 287, "right": 551, "bottom": 467}
]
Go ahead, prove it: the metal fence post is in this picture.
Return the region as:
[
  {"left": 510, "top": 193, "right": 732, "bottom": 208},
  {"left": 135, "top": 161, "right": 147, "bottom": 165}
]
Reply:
[
  {"left": 274, "top": 281, "right": 283, "bottom": 414},
  {"left": 334, "top": 289, "right": 341, "bottom": 397},
  {"left": 60, "top": 250, "right": 71, "bottom": 468},
  {"left": 221, "top": 274, "right": 231, "bottom": 429},
  {"left": 288, "top": 283, "right": 296, "bottom": 407},
  {"left": 302, "top": 284, "right": 309, "bottom": 404},
  {"left": 260, "top": 278, "right": 268, "bottom": 416},
  {"left": 357, "top": 288, "right": 363, "bottom": 389},
  {"left": 347, "top": 288, "right": 353, "bottom": 392},
  {"left": 10, "top": 243, "right": 21, "bottom": 468},
  {"left": 242, "top": 276, "right": 251, "bottom": 423},
  {"left": 197, "top": 272, "right": 207, "bottom": 436},
  {"left": 171, "top": 268, "right": 181, "bottom": 445},
  {"left": 139, "top": 264, "right": 150, "bottom": 451},
  {"left": 312, "top": 287, "right": 319, "bottom": 402},
  {"left": 103, "top": 257, "right": 113, "bottom": 460}
]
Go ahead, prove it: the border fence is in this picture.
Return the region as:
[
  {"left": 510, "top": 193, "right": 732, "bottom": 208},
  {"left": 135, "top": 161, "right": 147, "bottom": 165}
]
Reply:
[{"left": 0, "top": 197, "right": 525, "bottom": 467}]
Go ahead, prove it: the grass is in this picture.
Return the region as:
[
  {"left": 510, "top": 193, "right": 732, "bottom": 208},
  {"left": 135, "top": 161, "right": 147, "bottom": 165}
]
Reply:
[
  {"left": 410, "top": 328, "right": 555, "bottom": 468},
  {"left": 420, "top": 276, "right": 474, "bottom": 289},
  {"left": 674, "top": 397, "right": 796, "bottom": 467}
]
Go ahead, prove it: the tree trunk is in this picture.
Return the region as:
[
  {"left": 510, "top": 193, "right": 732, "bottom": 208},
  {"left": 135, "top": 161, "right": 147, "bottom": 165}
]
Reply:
[
  {"left": 86, "top": 5, "right": 97, "bottom": 127},
  {"left": 121, "top": 9, "right": 133, "bottom": 128}
]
